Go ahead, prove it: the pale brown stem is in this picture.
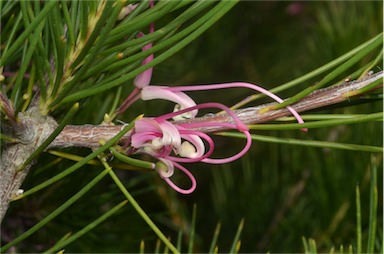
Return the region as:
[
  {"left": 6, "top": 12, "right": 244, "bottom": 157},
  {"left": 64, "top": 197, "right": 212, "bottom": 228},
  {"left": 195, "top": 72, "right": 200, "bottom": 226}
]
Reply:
[
  {"left": 0, "top": 108, "right": 58, "bottom": 222},
  {"left": 50, "top": 71, "right": 383, "bottom": 148}
]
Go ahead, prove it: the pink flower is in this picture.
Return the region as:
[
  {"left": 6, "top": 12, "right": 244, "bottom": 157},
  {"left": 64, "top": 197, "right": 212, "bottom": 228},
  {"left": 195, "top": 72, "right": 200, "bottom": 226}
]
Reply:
[
  {"left": 130, "top": 118, "right": 204, "bottom": 194},
  {"left": 129, "top": 102, "right": 252, "bottom": 194},
  {"left": 114, "top": 0, "right": 306, "bottom": 194}
]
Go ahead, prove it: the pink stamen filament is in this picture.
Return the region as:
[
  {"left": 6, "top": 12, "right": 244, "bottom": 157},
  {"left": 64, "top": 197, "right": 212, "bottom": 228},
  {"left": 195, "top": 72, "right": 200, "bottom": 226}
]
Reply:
[
  {"left": 156, "top": 102, "right": 252, "bottom": 164},
  {"left": 117, "top": 87, "right": 141, "bottom": 114},
  {"left": 163, "top": 161, "right": 197, "bottom": 194},
  {"left": 155, "top": 102, "right": 248, "bottom": 132},
  {"left": 202, "top": 130, "right": 252, "bottom": 164},
  {"left": 131, "top": 102, "right": 252, "bottom": 194},
  {"left": 167, "top": 82, "right": 306, "bottom": 130}
]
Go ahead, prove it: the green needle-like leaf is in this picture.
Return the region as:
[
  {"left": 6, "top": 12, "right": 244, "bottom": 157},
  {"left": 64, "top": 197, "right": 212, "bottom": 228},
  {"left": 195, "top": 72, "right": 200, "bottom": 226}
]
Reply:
[
  {"left": 232, "top": 33, "right": 383, "bottom": 109},
  {"left": 107, "top": 167, "right": 180, "bottom": 254},
  {"left": 229, "top": 219, "right": 244, "bottom": 254},
  {"left": 10, "top": 16, "right": 45, "bottom": 106},
  {"left": 44, "top": 200, "right": 128, "bottom": 253},
  {"left": 57, "top": 0, "right": 238, "bottom": 106},
  {"left": 208, "top": 223, "right": 221, "bottom": 254},
  {"left": 1, "top": 1, "right": 58, "bottom": 66},
  {"left": 48, "top": 3, "right": 66, "bottom": 98},
  {"left": 367, "top": 155, "right": 378, "bottom": 253},
  {"left": 261, "top": 33, "right": 383, "bottom": 112},
  {"left": 188, "top": 204, "right": 197, "bottom": 254},
  {"left": 219, "top": 132, "right": 383, "bottom": 153},
  {"left": 248, "top": 112, "right": 383, "bottom": 130},
  {"left": 0, "top": 167, "right": 111, "bottom": 252},
  {"left": 356, "top": 184, "right": 362, "bottom": 254}
]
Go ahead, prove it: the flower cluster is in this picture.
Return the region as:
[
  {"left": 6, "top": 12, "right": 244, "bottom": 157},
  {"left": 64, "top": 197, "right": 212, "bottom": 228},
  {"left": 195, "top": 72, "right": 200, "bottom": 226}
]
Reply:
[
  {"left": 127, "top": 102, "right": 252, "bottom": 194},
  {"left": 116, "top": 1, "right": 304, "bottom": 194}
]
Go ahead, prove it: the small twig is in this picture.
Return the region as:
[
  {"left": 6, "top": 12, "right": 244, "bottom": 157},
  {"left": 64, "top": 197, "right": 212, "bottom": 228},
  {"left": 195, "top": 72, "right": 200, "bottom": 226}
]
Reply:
[{"left": 50, "top": 71, "right": 383, "bottom": 148}]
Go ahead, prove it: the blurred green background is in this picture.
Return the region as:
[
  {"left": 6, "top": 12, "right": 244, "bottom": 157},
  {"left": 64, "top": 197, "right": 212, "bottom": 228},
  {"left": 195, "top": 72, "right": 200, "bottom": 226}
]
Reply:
[{"left": 2, "top": 1, "right": 382, "bottom": 253}]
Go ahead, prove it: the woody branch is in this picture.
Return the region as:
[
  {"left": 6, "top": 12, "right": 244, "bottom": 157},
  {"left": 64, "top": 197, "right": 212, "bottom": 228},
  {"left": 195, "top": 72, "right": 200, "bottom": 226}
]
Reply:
[{"left": 50, "top": 71, "right": 383, "bottom": 149}]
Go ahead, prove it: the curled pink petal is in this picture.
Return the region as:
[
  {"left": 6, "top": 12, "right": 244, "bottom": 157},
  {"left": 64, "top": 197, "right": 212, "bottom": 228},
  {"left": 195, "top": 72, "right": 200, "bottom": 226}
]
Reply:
[
  {"left": 157, "top": 120, "right": 181, "bottom": 148},
  {"left": 155, "top": 159, "right": 174, "bottom": 178},
  {"left": 131, "top": 118, "right": 162, "bottom": 147},
  {"left": 141, "top": 86, "right": 198, "bottom": 118},
  {"left": 168, "top": 129, "right": 214, "bottom": 163},
  {"left": 132, "top": 118, "right": 181, "bottom": 154}
]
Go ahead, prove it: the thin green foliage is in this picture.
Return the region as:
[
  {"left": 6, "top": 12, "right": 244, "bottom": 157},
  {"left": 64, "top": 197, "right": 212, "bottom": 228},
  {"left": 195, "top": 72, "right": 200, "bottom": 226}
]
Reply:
[
  {"left": 0, "top": 167, "right": 111, "bottom": 252},
  {"left": 11, "top": 15, "right": 45, "bottom": 107},
  {"left": 300, "top": 154, "right": 381, "bottom": 253},
  {"left": 140, "top": 240, "right": 145, "bottom": 254},
  {"left": 20, "top": 63, "right": 36, "bottom": 112},
  {"left": 229, "top": 219, "right": 245, "bottom": 254},
  {"left": 209, "top": 223, "right": 221, "bottom": 254},
  {"left": 261, "top": 33, "right": 382, "bottom": 112},
  {"left": 359, "top": 49, "right": 383, "bottom": 78},
  {"left": 2, "top": 13, "right": 23, "bottom": 63},
  {"left": 356, "top": 184, "right": 362, "bottom": 253},
  {"left": 231, "top": 33, "right": 383, "bottom": 109},
  {"left": 86, "top": 1, "right": 213, "bottom": 77},
  {"left": 61, "top": 1, "right": 75, "bottom": 50},
  {"left": 188, "top": 204, "right": 197, "bottom": 254},
  {"left": 49, "top": 1, "right": 118, "bottom": 102},
  {"left": 55, "top": 1, "right": 238, "bottom": 107},
  {"left": 0, "top": 1, "right": 58, "bottom": 66},
  {"left": 44, "top": 200, "right": 128, "bottom": 253},
  {"left": 106, "top": 165, "right": 180, "bottom": 254},
  {"left": 219, "top": 132, "right": 382, "bottom": 153},
  {"left": 47, "top": 3, "right": 65, "bottom": 97},
  {"left": 367, "top": 155, "right": 378, "bottom": 253},
  {"left": 302, "top": 237, "right": 318, "bottom": 254},
  {"left": 176, "top": 229, "right": 183, "bottom": 252},
  {"left": 249, "top": 112, "right": 382, "bottom": 130}
]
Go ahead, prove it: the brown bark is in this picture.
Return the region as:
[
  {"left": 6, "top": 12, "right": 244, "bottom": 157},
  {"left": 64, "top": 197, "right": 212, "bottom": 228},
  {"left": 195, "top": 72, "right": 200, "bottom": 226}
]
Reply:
[{"left": 0, "top": 107, "right": 58, "bottom": 222}]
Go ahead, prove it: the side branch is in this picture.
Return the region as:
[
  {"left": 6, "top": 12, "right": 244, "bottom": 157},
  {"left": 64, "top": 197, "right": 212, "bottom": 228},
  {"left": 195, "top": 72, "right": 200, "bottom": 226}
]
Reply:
[{"left": 51, "top": 71, "right": 383, "bottom": 148}]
